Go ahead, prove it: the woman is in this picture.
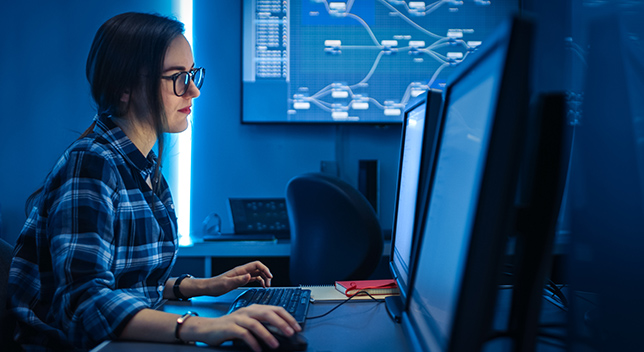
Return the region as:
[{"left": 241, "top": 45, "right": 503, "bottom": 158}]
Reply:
[{"left": 8, "top": 12, "right": 300, "bottom": 351}]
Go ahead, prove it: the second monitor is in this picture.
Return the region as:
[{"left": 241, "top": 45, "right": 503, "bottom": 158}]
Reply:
[
  {"left": 401, "top": 15, "right": 535, "bottom": 352},
  {"left": 387, "top": 88, "right": 444, "bottom": 322}
]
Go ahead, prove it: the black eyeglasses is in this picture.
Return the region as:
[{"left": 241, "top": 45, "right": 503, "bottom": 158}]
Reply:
[{"left": 161, "top": 67, "right": 205, "bottom": 97}]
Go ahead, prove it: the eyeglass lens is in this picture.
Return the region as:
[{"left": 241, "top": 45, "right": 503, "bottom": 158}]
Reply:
[{"left": 176, "top": 68, "right": 204, "bottom": 96}]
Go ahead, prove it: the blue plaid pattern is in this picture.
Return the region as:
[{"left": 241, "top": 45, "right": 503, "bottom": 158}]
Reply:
[{"left": 8, "top": 115, "right": 179, "bottom": 350}]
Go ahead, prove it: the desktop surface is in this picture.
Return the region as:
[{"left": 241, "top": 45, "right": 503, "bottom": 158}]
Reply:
[
  {"left": 90, "top": 288, "right": 567, "bottom": 352},
  {"left": 91, "top": 289, "right": 411, "bottom": 352}
]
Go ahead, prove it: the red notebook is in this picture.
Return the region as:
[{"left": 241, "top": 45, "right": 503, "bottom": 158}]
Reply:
[{"left": 334, "top": 279, "right": 399, "bottom": 297}]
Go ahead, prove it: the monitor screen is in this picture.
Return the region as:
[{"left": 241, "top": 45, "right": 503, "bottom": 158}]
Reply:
[
  {"left": 401, "top": 16, "right": 533, "bottom": 352},
  {"left": 388, "top": 88, "right": 443, "bottom": 315},
  {"left": 241, "top": 0, "right": 519, "bottom": 123}
]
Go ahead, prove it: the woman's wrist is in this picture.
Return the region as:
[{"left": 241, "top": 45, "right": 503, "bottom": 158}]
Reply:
[
  {"left": 175, "top": 315, "right": 207, "bottom": 344},
  {"left": 174, "top": 276, "right": 209, "bottom": 299},
  {"left": 173, "top": 274, "right": 193, "bottom": 300},
  {"left": 175, "top": 311, "right": 199, "bottom": 343}
]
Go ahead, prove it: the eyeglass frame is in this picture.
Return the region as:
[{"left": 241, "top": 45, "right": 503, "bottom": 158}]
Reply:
[{"left": 161, "top": 67, "right": 205, "bottom": 97}]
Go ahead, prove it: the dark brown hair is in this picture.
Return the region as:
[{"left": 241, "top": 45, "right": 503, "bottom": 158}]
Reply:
[{"left": 26, "top": 12, "right": 184, "bottom": 215}]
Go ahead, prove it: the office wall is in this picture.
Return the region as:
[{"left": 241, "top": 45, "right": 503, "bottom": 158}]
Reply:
[
  {"left": 0, "top": 0, "right": 576, "bottom": 246},
  {"left": 0, "top": 0, "right": 401, "bottom": 245},
  {"left": 0, "top": 0, "right": 175, "bottom": 243},
  {"left": 189, "top": 0, "right": 400, "bottom": 237}
]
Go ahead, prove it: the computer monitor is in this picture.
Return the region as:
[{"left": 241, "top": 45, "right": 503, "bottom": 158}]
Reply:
[
  {"left": 241, "top": 0, "right": 519, "bottom": 123},
  {"left": 568, "top": 13, "right": 644, "bottom": 351},
  {"left": 400, "top": 16, "right": 534, "bottom": 352},
  {"left": 386, "top": 88, "right": 443, "bottom": 322},
  {"left": 507, "top": 92, "right": 571, "bottom": 351}
]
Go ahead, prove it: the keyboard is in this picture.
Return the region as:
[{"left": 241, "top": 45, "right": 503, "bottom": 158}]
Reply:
[{"left": 227, "top": 287, "right": 312, "bottom": 324}]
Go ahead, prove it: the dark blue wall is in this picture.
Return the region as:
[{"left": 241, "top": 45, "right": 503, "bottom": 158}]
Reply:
[
  {"left": 0, "top": 0, "right": 590, "bottom": 246},
  {"left": 0, "top": 1, "right": 175, "bottom": 243},
  {"left": 189, "top": 0, "right": 401, "bottom": 237},
  {"left": 0, "top": 0, "right": 401, "bottom": 244}
]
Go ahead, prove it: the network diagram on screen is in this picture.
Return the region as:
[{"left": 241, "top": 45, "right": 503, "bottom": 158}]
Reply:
[{"left": 242, "top": 0, "right": 518, "bottom": 123}]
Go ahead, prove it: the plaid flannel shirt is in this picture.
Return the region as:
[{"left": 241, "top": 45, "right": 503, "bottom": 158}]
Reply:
[{"left": 8, "top": 115, "right": 179, "bottom": 350}]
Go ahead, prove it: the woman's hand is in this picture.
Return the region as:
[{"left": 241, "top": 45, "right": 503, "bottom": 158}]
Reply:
[
  {"left": 182, "top": 305, "right": 302, "bottom": 352},
  {"left": 119, "top": 305, "right": 301, "bottom": 352},
  {"left": 165, "top": 261, "right": 273, "bottom": 299},
  {"left": 204, "top": 261, "right": 274, "bottom": 296}
]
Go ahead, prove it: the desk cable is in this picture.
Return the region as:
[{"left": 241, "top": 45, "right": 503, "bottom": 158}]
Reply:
[{"left": 306, "top": 291, "right": 385, "bottom": 320}]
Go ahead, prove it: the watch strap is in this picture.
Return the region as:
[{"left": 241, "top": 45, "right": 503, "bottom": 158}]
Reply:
[{"left": 173, "top": 274, "right": 192, "bottom": 301}]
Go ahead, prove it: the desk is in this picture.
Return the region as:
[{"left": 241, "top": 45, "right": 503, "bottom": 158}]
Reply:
[
  {"left": 91, "top": 289, "right": 412, "bottom": 352},
  {"left": 90, "top": 288, "right": 566, "bottom": 352},
  {"left": 177, "top": 241, "right": 391, "bottom": 278}
]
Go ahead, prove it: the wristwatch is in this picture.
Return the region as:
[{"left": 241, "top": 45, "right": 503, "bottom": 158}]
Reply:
[{"left": 173, "top": 273, "right": 192, "bottom": 301}]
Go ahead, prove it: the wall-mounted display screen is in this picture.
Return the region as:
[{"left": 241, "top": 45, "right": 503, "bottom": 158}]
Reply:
[{"left": 242, "top": 0, "right": 519, "bottom": 123}]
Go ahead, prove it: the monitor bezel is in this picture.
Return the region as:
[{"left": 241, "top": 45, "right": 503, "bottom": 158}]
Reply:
[
  {"left": 388, "top": 88, "right": 444, "bottom": 315},
  {"left": 507, "top": 92, "right": 570, "bottom": 350},
  {"left": 401, "top": 15, "right": 534, "bottom": 352}
]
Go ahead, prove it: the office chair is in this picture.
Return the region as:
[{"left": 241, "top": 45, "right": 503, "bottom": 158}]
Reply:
[
  {"left": 0, "top": 237, "right": 20, "bottom": 351},
  {"left": 285, "top": 172, "right": 384, "bottom": 286}
]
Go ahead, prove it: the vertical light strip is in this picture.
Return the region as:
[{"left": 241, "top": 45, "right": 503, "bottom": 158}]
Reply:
[{"left": 174, "top": 0, "right": 193, "bottom": 246}]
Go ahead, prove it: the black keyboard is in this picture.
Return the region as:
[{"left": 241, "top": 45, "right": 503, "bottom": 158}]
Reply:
[{"left": 227, "top": 287, "right": 311, "bottom": 324}]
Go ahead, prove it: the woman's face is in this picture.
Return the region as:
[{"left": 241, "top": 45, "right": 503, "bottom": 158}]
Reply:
[{"left": 161, "top": 35, "right": 200, "bottom": 133}]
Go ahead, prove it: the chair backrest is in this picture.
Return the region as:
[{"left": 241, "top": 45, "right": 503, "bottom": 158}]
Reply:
[
  {"left": 285, "top": 173, "right": 384, "bottom": 286},
  {"left": 0, "top": 238, "right": 19, "bottom": 351}
]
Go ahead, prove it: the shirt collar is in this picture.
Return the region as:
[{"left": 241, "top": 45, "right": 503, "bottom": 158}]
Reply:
[{"left": 93, "top": 115, "right": 158, "bottom": 179}]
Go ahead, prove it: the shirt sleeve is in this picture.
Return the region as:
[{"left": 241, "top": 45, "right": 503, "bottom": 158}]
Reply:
[{"left": 45, "top": 149, "right": 150, "bottom": 348}]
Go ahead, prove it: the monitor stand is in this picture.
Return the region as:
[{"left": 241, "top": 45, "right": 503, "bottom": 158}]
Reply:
[{"left": 385, "top": 295, "right": 403, "bottom": 323}]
